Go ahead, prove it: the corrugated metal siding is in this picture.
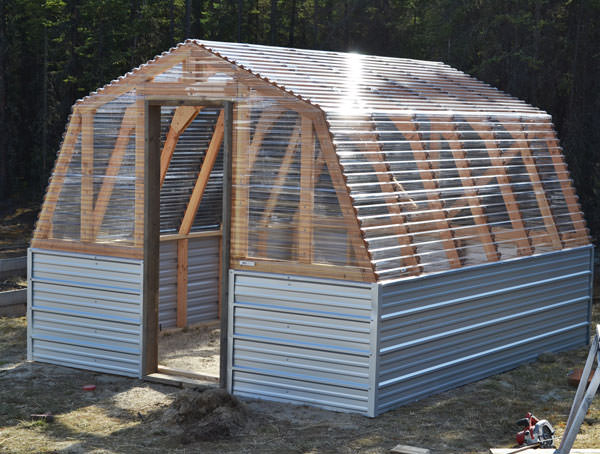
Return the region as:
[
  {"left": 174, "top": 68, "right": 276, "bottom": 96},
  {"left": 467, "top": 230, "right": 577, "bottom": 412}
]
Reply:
[
  {"left": 187, "top": 237, "right": 219, "bottom": 324},
  {"left": 159, "top": 236, "right": 219, "bottom": 329},
  {"left": 376, "top": 246, "right": 593, "bottom": 414},
  {"left": 29, "top": 249, "right": 143, "bottom": 377},
  {"left": 158, "top": 240, "right": 177, "bottom": 329},
  {"left": 230, "top": 271, "right": 375, "bottom": 414}
]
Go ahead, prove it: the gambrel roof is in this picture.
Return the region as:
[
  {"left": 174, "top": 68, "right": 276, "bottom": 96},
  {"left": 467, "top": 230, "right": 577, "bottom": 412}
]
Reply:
[{"left": 35, "top": 41, "right": 589, "bottom": 282}]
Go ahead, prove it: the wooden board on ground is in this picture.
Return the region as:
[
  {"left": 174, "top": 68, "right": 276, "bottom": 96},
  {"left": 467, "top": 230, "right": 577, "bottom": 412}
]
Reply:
[
  {"left": 145, "top": 372, "right": 217, "bottom": 389},
  {"left": 390, "top": 444, "right": 430, "bottom": 454}
]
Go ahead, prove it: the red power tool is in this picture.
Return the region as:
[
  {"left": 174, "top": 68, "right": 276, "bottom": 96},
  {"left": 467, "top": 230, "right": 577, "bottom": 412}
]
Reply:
[{"left": 515, "top": 412, "right": 555, "bottom": 448}]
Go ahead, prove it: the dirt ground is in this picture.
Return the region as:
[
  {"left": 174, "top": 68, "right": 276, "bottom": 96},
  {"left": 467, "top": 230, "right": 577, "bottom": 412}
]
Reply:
[
  {"left": 158, "top": 323, "right": 220, "bottom": 377},
  {"left": 1, "top": 308, "right": 600, "bottom": 454}
]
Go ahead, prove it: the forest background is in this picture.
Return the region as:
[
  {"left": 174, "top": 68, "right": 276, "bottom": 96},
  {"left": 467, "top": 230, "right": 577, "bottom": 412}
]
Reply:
[{"left": 1, "top": 0, "right": 599, "bottom": 242}]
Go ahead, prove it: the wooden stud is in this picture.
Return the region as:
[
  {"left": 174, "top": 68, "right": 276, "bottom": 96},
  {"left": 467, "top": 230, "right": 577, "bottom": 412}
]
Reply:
[
  {"left": 439, "top": 121, "right": 500, "bottom": 262},
  {"left": 134, "top": 96, "right": 145, "bottom": 247},
  {"left": 298, "top": 115, "right": 315, "bottom": 263},
  {"left": 230, "top": 102, "right": 251, "bottom": 260},
  {"left": 176, "top": 238, "right": 188, "bottom": 328},
  {"left": 179, "top": 109, "right": 225, "bottom": 234},
  {"left": 312, "top": 113, "right": 376, "bottom": 275},
  {"left": 160, "top": 106, "right": 202, "bottom": 187},
  {"left": 91, "top": 104, "right": 138, "bottom": 239},
  {"left": 510, "top": 126, "right": 563, "bottom": 249},
  {"left": 394, "top": 117, "right": 462, "bottom": 268},
  {"left": 80, "top": 109, "right": 95, "bottom": 243},
  {"left": 467, "top": 120, "right": 533, "bottom": 256},
  {"left": 35, "top": 110, "right": 82, "bottom": 240}
]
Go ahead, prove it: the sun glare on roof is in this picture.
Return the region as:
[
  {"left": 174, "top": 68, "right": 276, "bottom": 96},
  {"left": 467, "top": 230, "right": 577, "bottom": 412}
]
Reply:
[{"left": 341, "top": 52, "right": 366, "bottom": 115}]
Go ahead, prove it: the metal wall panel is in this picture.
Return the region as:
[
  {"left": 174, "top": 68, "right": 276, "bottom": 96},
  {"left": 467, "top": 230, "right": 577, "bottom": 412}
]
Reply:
[
  {"left": 29, "top": 248, "right": 143, "bottom": 377},
  {"left": 158, "top": 236, "right": 219, "bottom": 329},
  {"left": 187, "top": 237, "right": 219, "bottom": 324},
  {"left": 230, "top": 271, "right": 375, "bottom": 415},
  {"left": 158, "top": 241, "right": 177, "bottom": 329},
  {"left": 376, "top": 246, "right": 594, "bottom": 414}
]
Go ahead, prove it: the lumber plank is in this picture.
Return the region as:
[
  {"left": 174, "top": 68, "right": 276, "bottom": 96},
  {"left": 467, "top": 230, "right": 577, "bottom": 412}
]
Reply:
[
  {"left": 160, "top": 229, "right": 221, "bottom": 242},
  {"left": 160, "top": 106, "right": 202, "bottom": 187},
  {"left": 176, "top": 238, "right": 188, "bottom": 328},
  {"left": 31, "top": 238, "right": 143, "bottom": 259},
  {"left": 312, "top": 113, "right": 376, "bottom": 276},
  {"left": 439, "top": 121, "right": 499, "bottom": 262},
  {"left": 179, "top": 109, "right": 224, "bottom": 234},
  {"left": 35, "top": 110, "right": 82, "bottom": 240},
  {"left": 230, "top": 102, "right": 251, "bottom": 259},
  {"left": 80, "top": 110, "right": 95, "bottom": 243},
  {"left": 396, "top": 117, "right": 462, "bottom": 268},
  {"left": 298, "top": 115, "right": 315, "bottom": 263},
  {"left": 358, "top": 127, "right": 422, "bottom": 275},
  {"left": 509, "top": 127, "right": 562, "bottom": 249},
  {"left": 134, "top": 96, "right": 145, "bottom": 247},
  {"left": 467, "top": 120, "right": 533, "bottom": 255},
  {"left": 91, "top": 104, "right": 138, "bottom": 240}
]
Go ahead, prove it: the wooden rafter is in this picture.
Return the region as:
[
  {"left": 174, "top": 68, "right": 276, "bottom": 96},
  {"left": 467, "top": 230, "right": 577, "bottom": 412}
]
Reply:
[
  {"left": 91, "top": 104, "right": 138, "bottom": 240},
  {"left": 394, "top": 117, "right": 462, "bottom": 268},
  {"left": 509, "top": 126, "right": 562, "bottom": 249},
  {"left": 312, "top": 113, "right": 377, "bottom": 275},
  {"left": 160, "top": 106, "right": 203, "bottom": 187},
  {"left": 528, "top": 122, "right": 589, "bottom": 244},
  {"left": 34, "top": 109, "right": 82, "bottom": 241},
  {"left": 439, "top": 120, "right": 500, "bottom": 262},
  {"left": 467, "top": 119, "right": 533, "bottom": 255},
  {"left": 80, "top": 109, "right": 95, "bottom": 243},
  {"left": 179, "top": 109, "right": 225, "bottom": 235},
  {"left": 359, "top": 124, "right": 421, "bottom": 275},
  {"left": 298, "top": 115, "right": 315, "bottom": 263},
  {"left": 256, "top": 124, "right": 301, "bottom": 256}
]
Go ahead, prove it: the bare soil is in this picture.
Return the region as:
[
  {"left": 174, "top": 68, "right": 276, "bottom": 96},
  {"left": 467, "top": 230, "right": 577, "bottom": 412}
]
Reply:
[
  {"left": 1, "top": 308, "right": 600, "bottom": 454},
  {"left": 158, "top": 323, "right": 220, "bottom": 377}
]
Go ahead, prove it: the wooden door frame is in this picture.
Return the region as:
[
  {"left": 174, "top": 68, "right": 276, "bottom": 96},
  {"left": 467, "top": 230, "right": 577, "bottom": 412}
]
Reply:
[{"left": 142, "top": 98, "right": 234, "bottom": 389}]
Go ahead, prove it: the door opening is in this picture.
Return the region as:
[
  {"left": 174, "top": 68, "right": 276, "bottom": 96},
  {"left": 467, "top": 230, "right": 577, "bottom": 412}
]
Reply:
[{"left": 144, "top": 100, "right": 232, "bottom": 387}]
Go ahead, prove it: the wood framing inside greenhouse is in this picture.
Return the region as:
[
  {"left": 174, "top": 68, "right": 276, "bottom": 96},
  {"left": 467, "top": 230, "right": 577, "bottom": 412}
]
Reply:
[{"left": 27, "top": 40, "right": 593, "bottom": 415}]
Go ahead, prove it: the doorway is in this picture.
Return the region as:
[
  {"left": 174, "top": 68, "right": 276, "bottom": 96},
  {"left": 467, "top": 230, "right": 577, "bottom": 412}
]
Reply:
[{"left": 143, "top": 100, "right": 232, "bottom": 387}]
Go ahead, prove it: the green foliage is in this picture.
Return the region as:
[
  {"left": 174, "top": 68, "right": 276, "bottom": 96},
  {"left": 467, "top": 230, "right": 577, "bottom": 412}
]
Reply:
[{"left": 1, "top": 0, "right": 599, "bottom": 242}]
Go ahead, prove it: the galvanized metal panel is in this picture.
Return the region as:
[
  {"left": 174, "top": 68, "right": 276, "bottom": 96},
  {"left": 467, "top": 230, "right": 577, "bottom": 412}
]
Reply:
[
  {"left": 187, "top": 237, "right": 219, "bottom": 324},
  {"left": 230, "top": 271, "right": 374, "bottom": 414},
  {"left": 376, "top": 246, "right": 593, "bottom": 414},
  {"left": 158, "top": 240, "right": 177, "bottom": 329},
  {"left": 29, "top": 249, "right": 143, "bottom": 377}
]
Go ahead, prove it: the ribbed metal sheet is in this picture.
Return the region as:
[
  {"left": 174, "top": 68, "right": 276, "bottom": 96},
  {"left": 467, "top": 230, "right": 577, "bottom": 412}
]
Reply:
[
  {"left": 28, "top": 248, "right": 143, "bottom": 377},
  {"left": 187, "top": 236, "right": 219, "bottom": 324},
  {"left": 376, "top": 245, "right": 593, "bottom": 414},
  {"left": 230, "top": 271, "right": 374, "bottom": 414},
  {"left": 158, "top": 240, "right": 177, "bottom": 329},
  {"left": 158, "top": 237, "right": 219, "bottom": 329}
]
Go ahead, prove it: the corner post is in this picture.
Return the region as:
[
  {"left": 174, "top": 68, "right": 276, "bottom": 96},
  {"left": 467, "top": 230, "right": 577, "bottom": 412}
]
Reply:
[
  {"left": 220, "top": 101, "right": 233, "bottom": 388},
  {"left": 142, "top": 102, "right": 161, "bottom": 376}
]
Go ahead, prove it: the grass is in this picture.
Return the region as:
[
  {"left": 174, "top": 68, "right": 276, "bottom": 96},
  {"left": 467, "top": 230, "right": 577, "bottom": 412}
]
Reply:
[{"left": 1, "top": 310, "right": 599, "bottom": 453}]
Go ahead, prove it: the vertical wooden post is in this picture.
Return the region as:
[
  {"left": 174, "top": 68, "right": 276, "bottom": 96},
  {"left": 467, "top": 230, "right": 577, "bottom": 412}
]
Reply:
[
  {"left": 298, "top": 115, "right": 315, "bottom": 263},
  {"left": 142, "top": 102, "right": 161, "bottom": 377},
  {"left": 220, "top": 101, "right": 233, "bottom": 389},
  {"left": 80, "top": 109, "right": 94, "bottom": 242},
  {"left": 134, "top": 97, "right": 145, "bottom": 247},
  {"left": 176, "top": 239, "right": 188, "bottom": 328},
  {"left": 230, "top": 103, "right": 251, "bottom": 260}
]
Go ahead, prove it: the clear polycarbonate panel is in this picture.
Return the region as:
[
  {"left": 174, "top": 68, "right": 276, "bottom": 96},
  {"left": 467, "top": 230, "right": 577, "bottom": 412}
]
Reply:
[{"left": 34, "top": 40, "right": 588, "bottom": 281}]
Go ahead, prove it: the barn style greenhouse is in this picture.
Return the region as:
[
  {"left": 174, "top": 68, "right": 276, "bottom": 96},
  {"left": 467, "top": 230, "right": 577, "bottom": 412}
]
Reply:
[{"left": 28, "top": 40, "right": 593, "bottom": 416}]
